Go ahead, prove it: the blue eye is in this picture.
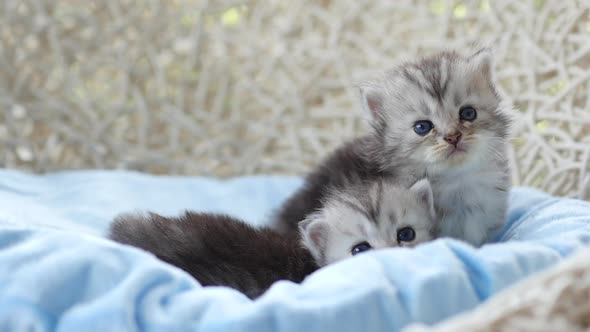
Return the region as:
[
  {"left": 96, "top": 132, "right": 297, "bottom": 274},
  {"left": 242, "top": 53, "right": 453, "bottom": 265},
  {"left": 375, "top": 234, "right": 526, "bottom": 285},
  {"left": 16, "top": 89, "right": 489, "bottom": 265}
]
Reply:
[
  {"left": 459, "top": 106, "right": 477, "bottom": 121},
  {"left": 413, "top": 120, "right": 434, "bottom": 136},
  {"left": 351, "top": 241, "right": 373, "bottom": 255},
  {"left": 397, "top": 227, "right": 416, "bottom": 243}
]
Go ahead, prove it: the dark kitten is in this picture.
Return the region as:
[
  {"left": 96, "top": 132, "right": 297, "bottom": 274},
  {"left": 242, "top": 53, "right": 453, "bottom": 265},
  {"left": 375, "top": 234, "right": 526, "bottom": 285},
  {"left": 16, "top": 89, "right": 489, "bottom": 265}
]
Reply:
[
  {"left": 109, "top": 212, "right": 318, "bottom": 299},
  {"left": 109, "top": 178, "right": 437, "bottom": 298}
]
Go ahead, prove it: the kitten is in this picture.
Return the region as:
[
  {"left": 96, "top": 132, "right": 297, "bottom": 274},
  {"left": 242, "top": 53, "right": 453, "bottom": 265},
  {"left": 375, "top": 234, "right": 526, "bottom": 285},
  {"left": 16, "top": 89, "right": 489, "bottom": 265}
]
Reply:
[
  {"left": 300, "top": 178, "right": 437, "bottom": 267},
  {"left": 108, "top": 178, "right": 436, "bottom": 298},
  {"left": 274, "top": 48, "right": 512, "bottom": 246}
]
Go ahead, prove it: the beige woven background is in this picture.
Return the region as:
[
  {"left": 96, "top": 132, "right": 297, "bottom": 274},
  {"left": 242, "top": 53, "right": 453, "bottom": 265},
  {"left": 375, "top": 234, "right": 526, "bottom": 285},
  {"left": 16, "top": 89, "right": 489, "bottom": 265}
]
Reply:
[{"left": 1, "top": 0, "right": 589, "bottom": 199}]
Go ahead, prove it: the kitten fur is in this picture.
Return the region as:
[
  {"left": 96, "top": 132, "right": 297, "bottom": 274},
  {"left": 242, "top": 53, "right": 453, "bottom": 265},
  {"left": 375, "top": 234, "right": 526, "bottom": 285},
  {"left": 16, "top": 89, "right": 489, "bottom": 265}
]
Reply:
[
  {"left": 274, "top": 48, "right": 512, "bottom": 246},
  {"left": 300, "top": 178, "right": 437, "bottom": 266},
  {"left": 109, "top": 178, "right": 437, "bottom": 298},
  {"left": 109, "top": 212, "right": 318, "bottom": 299}
]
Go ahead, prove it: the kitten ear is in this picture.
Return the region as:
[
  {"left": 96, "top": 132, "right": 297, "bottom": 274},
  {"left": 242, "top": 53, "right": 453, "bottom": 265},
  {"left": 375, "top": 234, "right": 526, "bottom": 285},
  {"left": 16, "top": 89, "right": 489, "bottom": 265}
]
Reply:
[
  {"left": 359, "top": 83, "right": 385, "bottom": 118},
  {"left": 299, "top": 215, "right": 330, "bottom": 262},
  {"left": 409, "top": 178, "right": 436, "bottom": 219},
  {"left": 468, "top": 47, "right": 494, "bottom": 79}
]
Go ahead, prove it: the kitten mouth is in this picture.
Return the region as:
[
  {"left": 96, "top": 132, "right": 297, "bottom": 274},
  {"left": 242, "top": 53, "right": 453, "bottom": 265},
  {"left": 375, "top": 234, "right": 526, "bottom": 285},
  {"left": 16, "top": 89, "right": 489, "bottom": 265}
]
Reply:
[{"left": 446, "top": 146, "right": 467, "bottom": 159}]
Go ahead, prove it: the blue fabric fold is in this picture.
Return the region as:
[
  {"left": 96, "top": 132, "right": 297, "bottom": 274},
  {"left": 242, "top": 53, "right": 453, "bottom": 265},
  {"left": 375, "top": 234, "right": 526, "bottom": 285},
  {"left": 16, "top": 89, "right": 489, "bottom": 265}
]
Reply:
[{"left": 0, "top": 169, "right": 588, "bottom": 332}]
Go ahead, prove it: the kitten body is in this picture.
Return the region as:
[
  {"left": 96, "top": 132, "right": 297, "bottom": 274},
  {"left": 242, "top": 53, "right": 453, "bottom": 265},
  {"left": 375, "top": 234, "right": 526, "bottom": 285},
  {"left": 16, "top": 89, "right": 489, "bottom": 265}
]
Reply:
[
  {"left": 109, "top": 212, "right": 317, "bottom": 299},
  {"left": 109, "top": 178, "right": 437, "bottom": 298},
  {"left": 274, "top": 49, "right": 512, "bottom": 246}
]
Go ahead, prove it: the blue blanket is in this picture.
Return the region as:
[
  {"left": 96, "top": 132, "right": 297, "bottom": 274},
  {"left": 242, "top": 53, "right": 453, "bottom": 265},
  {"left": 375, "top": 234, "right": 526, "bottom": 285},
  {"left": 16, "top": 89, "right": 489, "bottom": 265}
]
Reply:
[{"left": 0, "top": 169, "right": 589, "bottom": 332}]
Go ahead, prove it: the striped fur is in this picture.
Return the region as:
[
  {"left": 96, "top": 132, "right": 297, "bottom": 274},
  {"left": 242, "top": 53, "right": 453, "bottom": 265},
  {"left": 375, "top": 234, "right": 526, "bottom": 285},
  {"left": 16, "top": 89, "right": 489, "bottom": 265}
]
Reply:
[{"left": 274, "top": 48, "right": 512, "bottom": 246}]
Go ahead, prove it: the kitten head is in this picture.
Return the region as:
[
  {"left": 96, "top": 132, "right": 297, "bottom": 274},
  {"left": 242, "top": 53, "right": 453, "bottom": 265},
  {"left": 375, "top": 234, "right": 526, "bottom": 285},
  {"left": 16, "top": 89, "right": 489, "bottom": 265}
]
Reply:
[
  {"left": 299, "top": 178, "right": 436, "bottom": 267},
  {"left": 359, "top": 48, "right": 511, "bottom": 172}
]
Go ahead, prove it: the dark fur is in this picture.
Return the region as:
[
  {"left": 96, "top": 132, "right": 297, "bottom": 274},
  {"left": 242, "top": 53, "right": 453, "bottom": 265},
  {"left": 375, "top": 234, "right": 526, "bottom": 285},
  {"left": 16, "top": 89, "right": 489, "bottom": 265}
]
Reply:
[
  {"left": 273, "top": 135, "right": 393, "bottom": 235},
  {"left": 109, "top": 211, "right": 318, "bottom": 299}
]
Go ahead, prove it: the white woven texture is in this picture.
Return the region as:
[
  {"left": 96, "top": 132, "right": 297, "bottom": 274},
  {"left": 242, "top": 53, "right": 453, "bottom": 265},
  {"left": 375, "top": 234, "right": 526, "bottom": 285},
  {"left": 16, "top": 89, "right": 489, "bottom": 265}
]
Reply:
[
  {"left": 1, "top": 0, "right": 589, "bottom": 198},
  {"left": 403, "top": 246, "right": 590, "bottom": 332}
]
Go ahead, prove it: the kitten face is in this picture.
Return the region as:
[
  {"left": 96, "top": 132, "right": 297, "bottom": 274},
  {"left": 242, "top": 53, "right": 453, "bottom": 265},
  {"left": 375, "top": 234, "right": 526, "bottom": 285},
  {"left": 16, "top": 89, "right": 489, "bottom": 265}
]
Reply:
[
  {"left": 299, "top": 179, "right": 436, "bottom": 267},
  {"left": 361, "top": 49, "right": 511, "bottom": 172}
]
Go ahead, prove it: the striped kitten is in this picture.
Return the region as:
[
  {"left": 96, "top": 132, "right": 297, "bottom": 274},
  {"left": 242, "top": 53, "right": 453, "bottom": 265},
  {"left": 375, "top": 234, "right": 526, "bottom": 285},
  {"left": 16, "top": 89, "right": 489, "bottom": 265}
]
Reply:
[
  {"left": 109, "top": 178, "right": 436, "bottom": 298},
  {"left": 274, "top": 48, "right": 512, "bottom": 246},
  {"left": 300, "top": 178, "right": 437, "bottom": 267}
]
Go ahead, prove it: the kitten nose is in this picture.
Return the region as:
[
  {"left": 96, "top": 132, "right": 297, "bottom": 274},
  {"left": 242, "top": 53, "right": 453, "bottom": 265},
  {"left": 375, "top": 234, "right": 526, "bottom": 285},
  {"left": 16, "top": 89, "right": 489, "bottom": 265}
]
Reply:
[{"left": 444, "top": 132, "right": 462, "bottom": 146}]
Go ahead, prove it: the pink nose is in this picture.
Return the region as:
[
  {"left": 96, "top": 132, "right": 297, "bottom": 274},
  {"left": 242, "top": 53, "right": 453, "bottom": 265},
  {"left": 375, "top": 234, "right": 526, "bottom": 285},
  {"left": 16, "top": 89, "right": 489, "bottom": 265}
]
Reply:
[{"left": 444, "top": 132, "right": 462, "bottom": 146}]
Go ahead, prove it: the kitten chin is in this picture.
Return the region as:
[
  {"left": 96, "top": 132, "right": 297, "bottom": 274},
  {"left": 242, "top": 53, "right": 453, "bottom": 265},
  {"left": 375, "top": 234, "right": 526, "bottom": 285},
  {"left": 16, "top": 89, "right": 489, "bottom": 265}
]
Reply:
[{"left": 273, "top": 48, "right": 512, "bottom": 246}]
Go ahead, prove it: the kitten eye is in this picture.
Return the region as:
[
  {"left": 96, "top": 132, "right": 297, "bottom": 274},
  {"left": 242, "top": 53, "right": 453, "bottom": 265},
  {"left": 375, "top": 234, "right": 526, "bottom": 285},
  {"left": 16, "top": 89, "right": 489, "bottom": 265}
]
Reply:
[
  {"left": 397, "top": 227, "right": 416, "bottom": 243},
  {"left": 459, "top": 106, "right": 477, "bottom": 121},
  {"left": 413, "top": 120, "right": 434, "bottom": 136},
  {"left": 351, "top": 241, "right": 373, "bottom": 255}
]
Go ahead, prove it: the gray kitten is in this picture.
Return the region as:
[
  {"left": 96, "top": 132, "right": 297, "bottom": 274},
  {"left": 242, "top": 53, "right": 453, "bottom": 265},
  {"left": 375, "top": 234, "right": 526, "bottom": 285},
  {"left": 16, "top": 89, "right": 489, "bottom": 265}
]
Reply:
[
  {"left": 109, "top": 178, "right": 436, "bottom": 298},
  {"left": 274, "top": 48, "right": 512, "bottom": 246},
  {"left": 300, "top": 178, "right": 437, "bottom": 267}
]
